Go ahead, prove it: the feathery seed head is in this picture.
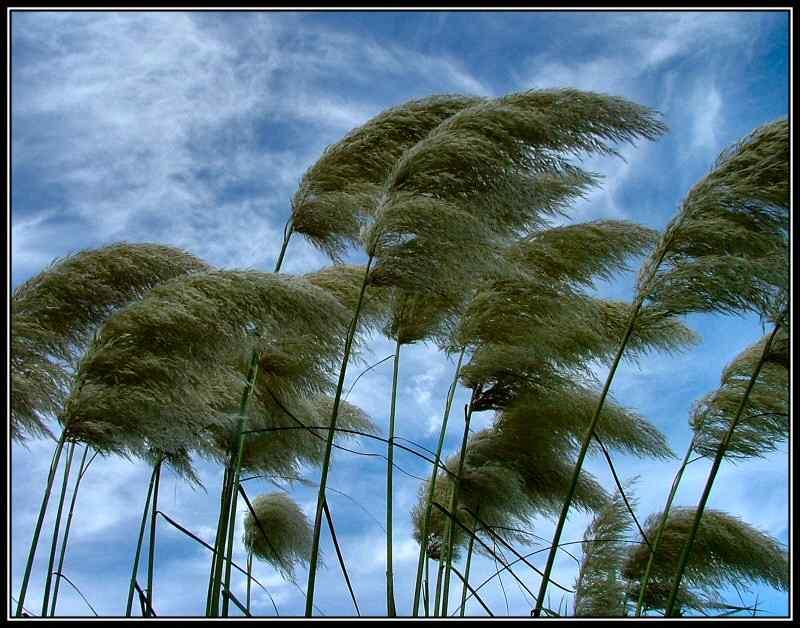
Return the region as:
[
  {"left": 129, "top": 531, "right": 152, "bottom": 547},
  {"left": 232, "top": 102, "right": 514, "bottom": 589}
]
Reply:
[
  {"left": 574, "top": 485, "right": 637, "bottom": 617},
  {"left": 637, "top": 118, "right": 788, "bottom": 318},
  {"left": 291, "top": 94, "right": 483, "bottom": 258},
  {"left": 11, "top": 242, "right": 209, "bottom": 441},
  {"left": 243, "top": 492, "right": 314, "bottom": 578},
  {"left": 691, "top": 331, "right": 789, "bottom": 459},
  {"left": 62, "top": 270, "right": 352, "bottom": 476},
  {"left": 623, "top": 508, "right": 789, "bottom": 599}
]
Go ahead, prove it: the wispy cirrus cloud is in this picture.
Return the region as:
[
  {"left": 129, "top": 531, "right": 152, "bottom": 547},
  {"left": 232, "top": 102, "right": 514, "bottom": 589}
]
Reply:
[{"left": 11, "top": 11, "right": 490, "bottom": 284}]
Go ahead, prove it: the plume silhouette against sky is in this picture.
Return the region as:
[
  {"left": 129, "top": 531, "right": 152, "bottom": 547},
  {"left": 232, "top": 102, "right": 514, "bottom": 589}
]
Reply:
[{"left": 10, "top": 9, "right": 789, "bottom": 617}]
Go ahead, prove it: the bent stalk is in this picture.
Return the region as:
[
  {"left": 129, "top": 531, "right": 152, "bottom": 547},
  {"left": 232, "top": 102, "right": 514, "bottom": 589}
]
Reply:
[
  {"left": 50, "top": 446, "right": 91, "bottom": 616},
  {"left": 15, "top": 429, "right": 68, "bottom": 617},
  {"left": 386, "top": 338, "right": 402, "bottom": 616},
  {"left": 305, "top": 255, "right": 374, "bottom": 616},
  {"left": 273, "top": 219, "right": 294, "bottom": 273},
  {"left": 634, "top": 436, "right": 697, "bottom": 616},
  {"left": 125, "top": 463, "right": 159, "bottom": 616},
  {"left": 41, "top": 441, "right": 76, "bottom": 615},
  {"left": 440, "top": 400, "right": 475, "bottom": 616},
  {"left": 412, "top": 348, "right": 466, "bottom": 616},
  {"left": 664, "top": 317, "right": 785, "bottom": 617},
  {"left": 533, "top": 298, "right": 644, "bottom": 616}
]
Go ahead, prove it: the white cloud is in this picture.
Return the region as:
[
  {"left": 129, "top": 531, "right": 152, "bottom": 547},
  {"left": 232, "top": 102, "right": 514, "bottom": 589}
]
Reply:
[
  {"left": 689, "top": 83, "right": 724, "bottom": 154},
  {"left": 11, "top": 12, "right": 490, "bottom": 283}
]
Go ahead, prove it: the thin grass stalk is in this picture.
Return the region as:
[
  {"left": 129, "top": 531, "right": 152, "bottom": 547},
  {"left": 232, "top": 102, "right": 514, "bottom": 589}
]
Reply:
[
  {"left": 459, "top": 507, "right": 479, "bottom": 617},
  {"left": 412, "top": 347, "right": 466, "bottom": 616},
  {"left": 134, "top": 581, "right": 151, "bottom": 616},
  {"left": 450, "top": 566, "right": 494, "bottom": 617},
  {"left": 15, "top": 429, "right": 67, "bottom": 617},
  {"left": 157, "top": 509, "right": 280, "bottom": 616},
  {"left": 224, "top": 588, "right": 251, "bottom": 617},
  {"left": 634, "top": 436, "right": 697, "bottom": 616},
  {"left": 323, "top": 498, "right": 361, "bottom": 616},
  {"left": 464, "top": 507, "right": 573, "bottom": 595},
  {"left": 209, "top": 365, "right": 256, "bottom": 617},
  {"left": 145, "top": 458, "right": 163, "bottom": 617},
  {"left": 532, "top": 296, "right": 645, "bottom": 616},
  {"left": 594, "top": 434, "right": 651, "bottom": 550},
  {"left": 385, "top": 338, "right": 402, "bottom": 616},
  {"left": 440, "top": 401, "right": 475, "bottom": 616},
  {"left": 220, "top": 349, "right": 260, "bottom": 617},
  {"left": 49, "top": 445, "right": 91, "bottom": 616},
  {"left": 40, "top": 441, "right": 76, "bottom": 616},
  {"left": 212, "top": 212, "right": 291, "bottom": 616},
  {"left": 663, "top": 317, "right": 785, "bottom": 617},
  {"left": 433, "top": 559, "right": 445, "bottom": 617},
  {"left": 246, "top": 553, "right": 252, "bottom": 615},
  {"left": 273, "top": 219, "right": 294, "bottom": 273},
  {"left": 50, "top": 571, "right": 99, "bottom": 616},
  {"left": 435, "top": 502, "right": 548, "bottom": 612},
  {"left": 205, "top": 466, "right": 231, "bottom": 616},
  {"left": 423, "top": 552, "right": 430, "bottom": 616},
  {"left": 125, "top": 463, "right": 158, "bottom": 616},
  {"left": 305, "top": 255, "right": 374, "bottom": 616}
]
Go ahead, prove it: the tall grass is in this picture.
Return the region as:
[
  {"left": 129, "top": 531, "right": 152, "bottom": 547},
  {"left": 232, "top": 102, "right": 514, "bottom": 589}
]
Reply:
[
  {"left": 533, "top": 117, "right": 789, "bottom": 615},
  {"left": 11, "top": 94, "right": 789, "bottom": 619}
]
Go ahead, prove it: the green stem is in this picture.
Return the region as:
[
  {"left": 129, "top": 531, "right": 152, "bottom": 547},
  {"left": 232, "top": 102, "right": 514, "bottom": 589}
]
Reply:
[
  {"left": 15, "top": 429, "right": 67, "bottom": 617},
  {"left": 634, "top": 436, "right": 696, "bottom": 616},
  {"left": 41, "top": 441, "right": 76, "bottom": 616},
  {"left": 305, "top": 254, "right": 374, "bottom": 616},
  {"left": 533, "top": 297, "right": 645, "bottom": 616},
  {"left": 246, "top": 552, "right": 252, "bottom": 615},
  {"left": 411, "top": 347, "right": 466, "bottom": 616},
  {"left": 205, "top": 466, "right": 231, "bottom": 616},
  {"left": 440, "top": 399, "right": 475, "bottom": 616},
  {"left": 145, "top": 458, "right": 163, "bottom": 617},
  {"left": 663, "top": 317, "right": 784, "bottom": 617},
  {"left": 459, "top": 507, "right": 479, "bottom": 617},
  {"left": 49, "top": 446, "right": 91, "bottom": 616},
  {"left": 125, "top": 463, "right": 159, "bottom": 616},
  {"left": 385, "top": 338, "right": 402, "bottom": 616},
  {"left": 423, "top": 552, "right": 430, "bottom": 616},
  {"left": 273, "top": 219, "right": 294, "bottom": 273},
  {"left": 220, "top": 349, "right": 260, "bottom": 617},
  {"left": 433, "top": 559, "right": 445, "bottom": 617}
]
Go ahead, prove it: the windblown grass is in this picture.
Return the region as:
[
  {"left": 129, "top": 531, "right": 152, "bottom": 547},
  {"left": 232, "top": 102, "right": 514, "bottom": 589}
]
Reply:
[
  {"left": 574, "top": 486, "right": 635, "bottom": 617},
  {"left": 11, "top": 243, "right": 209, "bottom": 440},
  {"left": 505, "top": 220, "right": 657, "bottom": 288},
  {"left": 412, "top": 423, "right": 611, "bottom": 563},
  {"left": 691, "top": 331, "right": 789, "bottom": 459},
  {"left": 292, "top": 94, "right": 482, "bottom": 258},
  {"left": 623, "top": 508, "right": 789, "bottom": 611},
  {"left": 637, "top": 118, "right": 789, "bottom": 318},
  {"left": 233, "top": 393, "right": 376, "bottom": 478},
  {"left": 365, "top": 89, "right": 666, "bottom": 306},
  {"left": 61, "top": 270, "right": 354, "bottom": 477},
  {"left": 304, "top": 264, "right": 391, "bottom": 336}
]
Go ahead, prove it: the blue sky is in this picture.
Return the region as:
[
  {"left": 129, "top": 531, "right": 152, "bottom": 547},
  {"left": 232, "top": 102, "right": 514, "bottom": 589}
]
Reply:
[{"left": 10, "top": 10, "right": 790, "bottom": 617}]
